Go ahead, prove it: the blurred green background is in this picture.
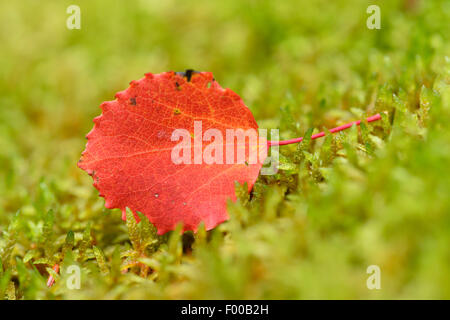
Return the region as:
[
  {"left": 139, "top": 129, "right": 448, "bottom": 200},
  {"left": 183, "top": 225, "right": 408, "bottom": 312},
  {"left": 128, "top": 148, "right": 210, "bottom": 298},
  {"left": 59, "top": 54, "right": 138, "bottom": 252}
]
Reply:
[{"left": 0, "top": 0, "right": 449, "bottom": 299}]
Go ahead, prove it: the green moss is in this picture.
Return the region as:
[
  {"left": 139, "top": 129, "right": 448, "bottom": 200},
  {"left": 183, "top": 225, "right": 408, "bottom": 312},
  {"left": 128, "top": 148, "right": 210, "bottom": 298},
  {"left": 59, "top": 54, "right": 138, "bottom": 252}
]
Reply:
[{"left": 0, "top": 0, "right": 449, "bottom": 299}]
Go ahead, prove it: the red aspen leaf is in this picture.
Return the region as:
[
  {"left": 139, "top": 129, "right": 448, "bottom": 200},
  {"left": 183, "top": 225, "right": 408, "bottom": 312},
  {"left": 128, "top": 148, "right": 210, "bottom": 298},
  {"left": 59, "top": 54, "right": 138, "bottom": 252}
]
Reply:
[{"left": 78, "top": 71, "right": 266, "bottom": 235}]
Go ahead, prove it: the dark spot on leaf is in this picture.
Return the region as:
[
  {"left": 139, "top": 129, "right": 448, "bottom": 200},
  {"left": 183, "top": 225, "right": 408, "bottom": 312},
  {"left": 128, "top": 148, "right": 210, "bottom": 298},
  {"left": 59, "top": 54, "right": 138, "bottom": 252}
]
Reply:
[
  {"left": 175, "top": 69, "right": 199, "bottom": 82},
  {"left": 157, "top": 131, "right": 166, "bottom": 139},
  {"left": 130, "top": 97, "right": 137, "bottom": 106},
  {"left": 175, "top": 82, "right": 182, "bottom": 91},
  {"left": 174, "top": 108, "right": 181, "bottom": 115}
]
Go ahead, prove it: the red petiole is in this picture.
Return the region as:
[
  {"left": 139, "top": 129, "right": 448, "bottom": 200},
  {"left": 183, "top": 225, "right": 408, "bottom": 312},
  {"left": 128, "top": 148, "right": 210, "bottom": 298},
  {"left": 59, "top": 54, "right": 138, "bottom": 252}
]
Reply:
[
  {"left": 268, "top": 113, "right": 382, "bottom": 147},
  {"left": 47, "top": 264, "right": 60, "bottom": 288}
]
